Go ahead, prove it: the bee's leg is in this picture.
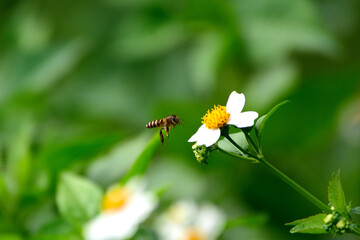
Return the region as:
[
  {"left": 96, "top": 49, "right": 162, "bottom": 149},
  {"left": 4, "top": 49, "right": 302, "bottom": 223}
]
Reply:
[
  {"left": 165, "top": 126, "right": 169, "bottom": 138},
  {"left": 159, "top": 129, "right": 164, "bottom": 145}
]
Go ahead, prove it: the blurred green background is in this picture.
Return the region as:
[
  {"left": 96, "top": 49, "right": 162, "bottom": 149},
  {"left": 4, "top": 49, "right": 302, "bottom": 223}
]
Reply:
[{"left": 0, "top": 0, "right": 359, "bottom": 239}]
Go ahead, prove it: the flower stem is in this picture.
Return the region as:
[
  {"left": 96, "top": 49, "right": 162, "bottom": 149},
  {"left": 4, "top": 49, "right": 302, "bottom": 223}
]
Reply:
[
  {"left": 223, "top": 134, "right": 258, "bottom": 159},
  {"left": 225, "top": 134, "right": 331, "bottom": 214},
  {"left": 216, "top": 146, "right": 258, "bottom": 163},
  {"left": 257, "top": 156, "right": 331, "bottom": 214},
  {"left": 242, "top": 130, "right": 259, "bottom": 154}
]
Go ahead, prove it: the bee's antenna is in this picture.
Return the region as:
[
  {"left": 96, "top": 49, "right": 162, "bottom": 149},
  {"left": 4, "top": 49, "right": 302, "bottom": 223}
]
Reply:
[{"left": 179, "top": 117, "right": 186, "bottom": 126}]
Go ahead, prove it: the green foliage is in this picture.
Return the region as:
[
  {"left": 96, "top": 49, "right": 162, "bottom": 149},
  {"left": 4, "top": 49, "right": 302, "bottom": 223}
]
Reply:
[
  {"left": 350, "top": 207, "right": 360, "bottom": 216},
  {"left": 350, "top": 207, "right": 360, "bottom": 225},
  {"left": 328, "top": 170, "right": 348, "bottom": 216},
  {"left": 56, "top": 172, "right": 102, "bottom": 227},
  {"left": 218, "top": 132, "right": 248, "bottom": 154},
  {"left": 287, "top": 214, "right": 327, "bottom": 234},
  {"left": 38, "top": 132, "right": 123, "bottom": 188},
  {"left": 288, "top": 170, "right": 360, "bottom": 236},
  {"left": 120, "top": 133, "right": 160, "bottom": 184},
  {"left": 0, "top": 0, "right": 359, "bottom": 239},
  {"left": 85, "top": 133, "right": 153, "bottom": 187}
]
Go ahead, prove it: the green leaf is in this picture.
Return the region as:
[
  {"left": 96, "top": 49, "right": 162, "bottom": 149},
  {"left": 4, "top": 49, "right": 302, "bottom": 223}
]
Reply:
[
  {"left": 154, "top": 184, "right": 171, "bottom": 198},
  {"left": 351, "top": 207, "right": 360, "bottom": 215},
  {"left": 1, "top": 119, "right": 34, "bottom": 213},
  {"left": 56, "top": 172, "right": 102, "bottom": 227},
  {"left": 217, "top": 132, "right": 256, "bottom": 162},
  {"left": 350, "top": 207, "right": 360, "bottom": 224},
  {"left": 218, "top": 132, "right": 249, "bottom": 154},
  {"left": 86, "top": 132, "right": 151, "bottom": 187},
  {"left": 286, "top": 213, "right": 326, "bottom": 226},
  {"left": 328, "top": 170, "right": 348, "bottom": 216},
  {"left": 255, "top": 100, "right": 290, "bottom": 146},
  {"left": 120, "top": 133, "right": 160, "bottom": 184},
  {"left": 287, "top": 213, "right": 327, "bottom": 234},
  {"left": 37, "top": 217, "right": 74, "bottom": 235}
]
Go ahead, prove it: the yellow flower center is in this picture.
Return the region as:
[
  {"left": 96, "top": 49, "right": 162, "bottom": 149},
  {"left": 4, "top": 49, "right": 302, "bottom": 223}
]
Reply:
[
  {"left": 102, "top": 186, "right": 131, "bottom": 212},
  {"left": 184, "top": 228, "right": 207, "bottom": 240},
  {"left": 202, "top": 105, "right": 230, "bottom": 129}
]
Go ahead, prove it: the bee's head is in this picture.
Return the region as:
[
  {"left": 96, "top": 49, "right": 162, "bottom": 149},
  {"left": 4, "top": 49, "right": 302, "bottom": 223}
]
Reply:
[{"left": 171, "top": 115, "right": 180, "bottom": 124}]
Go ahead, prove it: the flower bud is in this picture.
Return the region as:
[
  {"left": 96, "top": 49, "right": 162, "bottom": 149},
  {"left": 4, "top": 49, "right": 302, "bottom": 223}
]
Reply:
[
  {"left": 323, "top": 214, "right": 334, "bottom": 224},
  {"left": 336, "top": 219, "right": 346, "bottom": 229},
  {"left": 192, "top": 143, "right": 214, "bottom": 164}
]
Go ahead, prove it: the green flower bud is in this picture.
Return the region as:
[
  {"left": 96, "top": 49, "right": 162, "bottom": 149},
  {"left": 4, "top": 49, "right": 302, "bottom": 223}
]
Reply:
[
  {"left": 336, "top": 219, "right": 346, "bottom": 229},
  {"left": 192, "top": 143, "right": 214, "bottom": 164},
  {"left": 324, "top": 214, "right": 334, "bottom": 224}
]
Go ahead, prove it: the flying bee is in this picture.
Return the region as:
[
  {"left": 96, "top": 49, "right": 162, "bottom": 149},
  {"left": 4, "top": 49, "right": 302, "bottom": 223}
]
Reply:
[{"left": 146, "top": 115, "right": 181, "bottom": 145}]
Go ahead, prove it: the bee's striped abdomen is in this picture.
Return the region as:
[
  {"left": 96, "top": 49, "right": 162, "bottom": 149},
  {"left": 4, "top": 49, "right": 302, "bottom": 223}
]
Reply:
[{"left": 145, "top": 118, "right": 164, "bottom": 128}]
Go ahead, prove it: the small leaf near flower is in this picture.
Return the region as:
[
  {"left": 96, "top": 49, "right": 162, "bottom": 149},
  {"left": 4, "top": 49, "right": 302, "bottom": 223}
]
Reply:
[
  {"left": 286, "top": 214, "right": 327, "bottom": 234},
  {"left": 218, "top": 132, "right": 249, "bottom": 156},
  {"left": 255, "top": 100, "right": 290, "bottom": 146},
  {"left": 286, "top": 213, "right": 327, "bottom": 226},
  {"left": 120, "top": 133, "right": 160, "bottom": 184},
  {"left": 350, "top": 207, "right": 360, "bottom": 224},
  {"left": 56, "top": 172, "right": 103, "bottom": 227},
  {"left": 328, "top": 170, "right": 348, "bottom": 216},
  {"left": 350, "top": 207, "right": 360, "bottom": 215}
]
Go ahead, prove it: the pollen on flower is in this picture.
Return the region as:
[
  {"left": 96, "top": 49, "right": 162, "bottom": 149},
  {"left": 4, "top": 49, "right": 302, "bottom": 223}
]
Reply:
[
  {"left": 201, "top": 105, "right": 230, "bottom": 129},
  {"left": 102, "top": 186, "right": 131, "bottom": 212}
]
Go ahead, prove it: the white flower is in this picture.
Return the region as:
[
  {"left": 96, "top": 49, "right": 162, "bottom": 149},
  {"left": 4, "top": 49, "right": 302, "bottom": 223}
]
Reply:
[
  {"left": 84, "top": 178, "right": 157, "bottom": 240},
  {"left": 188, "top": 91, "right": 258, "bottom": 147},
  {"left": 156, "top": 200, "right": 225, "bottom": 240}
]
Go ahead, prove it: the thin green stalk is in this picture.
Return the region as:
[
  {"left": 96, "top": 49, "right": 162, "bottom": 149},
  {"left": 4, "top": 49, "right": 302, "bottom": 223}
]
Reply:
[
  {"left": 226, "top": 134, "right": 331, "bottom": 214},
  {"left": 257, "top": 156, "right": 331, "bottom": 214},
  {"left": 216, "top": 146, "right": 258, "bottom": 163},
  {"left": 223, "top": 135, "right": 258, "bottom": 159},
  {"left": 242, "top": 130, "right": 259, "bottom": 154}
]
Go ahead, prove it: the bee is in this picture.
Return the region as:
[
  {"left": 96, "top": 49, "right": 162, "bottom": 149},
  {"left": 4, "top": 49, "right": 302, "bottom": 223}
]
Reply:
[{"left": 146, "top": 115, "right": 181, "bottom": 144}]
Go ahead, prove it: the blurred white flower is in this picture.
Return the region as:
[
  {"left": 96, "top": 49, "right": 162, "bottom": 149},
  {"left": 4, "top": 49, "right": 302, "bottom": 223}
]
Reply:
[
  {"left": 188, "top": 91, "right": 258, "bottom": 147},
  {"left": 84, "top": 178, "right": 157, "bottom": 240},
  {"left": 156, "top": 200, "right": 225, "bottom": 240}
]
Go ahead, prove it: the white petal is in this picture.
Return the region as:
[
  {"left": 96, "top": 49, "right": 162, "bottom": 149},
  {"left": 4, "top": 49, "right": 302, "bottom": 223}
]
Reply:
[
  {"left": 227, "top": 111, "right": 259, "bottom": 128},
  {"left": 84, "top": 187, "right": 157, "bottom": 240},
  {"left": 169, "top": 200, "right": 199, "bottom": 225},
  {"left": 157, "top": 221, "right": 184, "bottom": 240},
  {"left": 122, "top": 189, "right": 157, "bottom": 225},
  {"left": 188, "top": 124, "right": 208, "bottom": 143},
  {"left": 225, "top": 91, "right": 245, "bottom": 115},
  {"left": 85, "top": 212, "right": 136, "bottom": 240},
  {"left": 156, "top": 200, "right": 199, "bottom": 240},
  {"left": 195, "top": 204, "right": 225, "bottom": 239},
  {"left": 188, "top": 124, "right": 220, "bottom": 147}
]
